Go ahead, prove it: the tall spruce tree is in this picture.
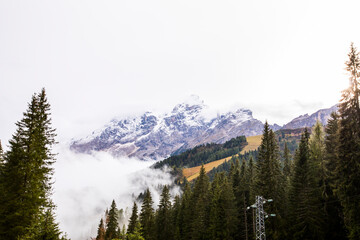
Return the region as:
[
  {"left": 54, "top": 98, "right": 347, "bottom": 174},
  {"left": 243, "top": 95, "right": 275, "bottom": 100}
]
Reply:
[
  {"left": 241, "top": 159, "right": 252, "bottom": 240},
  {"left": 323, "top": 112, "right": 347, "bottom": 240},
  {"left": 178, "top": 183, "right": 192, "bottom": 240},
  {"left": 208, "top": 173, "right": 222, "bottom": 240},
  {"left": 232, "top": 160, "right": 250, "bottom": 240},
  {"left": 127, "top": 221, "right": 144, "bottom": 240},
  {"left": 282, "top": 141, "right": 292, "bottom": 226},
  {"left": 105, "top": 200, "right": 119, "bottom": 240},
  {"left": 218, "top": 176, "right": 238, "bottom": 240},
  {"left": 231, "top": 163, "right": 243, "bottom": 240},
  {"left": 34, "top": 207, "right": 62, "bottom": 239},
  {"left": 0, "top": 88, "right": 61, "bottom": 239},
  {"left": 337, "top": 42, "right": 360, "bottom": 239},
  {"left": 254, "top": 121, "right": 285, "bottom": 239},
  {"left": 308, "top": 121, "right": 327, "bottom": 237},
  {"left": 156, "top": 185, "right": 173, "bottom": 240},
  {"left": 190, "top": 165, "right": 210, "bottom": 240},
  {"left": 172, "top": 195, "right": 182, "bottom": 240},
  {"left": 289, "top": 129, "right": 324, "bottom": 240},
  {"left": 324, "top": 112, "right": 340, "bottom": 188},
  {"left": 96, "top": 218, "right": 106, "bottom": 240},
  {"left": 139, "top": 188, "right": 155, "bottom": 240},
  {"left": 309, "top": 121, "right": 326, "bottom": 183},
  {"left": 246, "top": 156, "right": 256, "bottom": 240},
  {"left": 127, "top": 202, "right": 138, "bottom": 235}
]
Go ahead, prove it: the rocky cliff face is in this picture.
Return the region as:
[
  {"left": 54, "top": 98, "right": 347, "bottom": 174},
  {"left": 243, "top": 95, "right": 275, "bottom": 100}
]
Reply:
[
  {"left": 70, "top": 97, "right": 264, "bottom": 160},
  {"left": 282, "top": 105, "right": 338, "bottom": 130}
]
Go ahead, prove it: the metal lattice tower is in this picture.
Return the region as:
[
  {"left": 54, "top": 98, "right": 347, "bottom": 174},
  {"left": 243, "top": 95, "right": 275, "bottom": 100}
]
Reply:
[
  {"left": 255, "top": 196, "right": 266, "bottom": 240},
  {"left": 247, "top": 196, "right": 275, "bottom": 240}
]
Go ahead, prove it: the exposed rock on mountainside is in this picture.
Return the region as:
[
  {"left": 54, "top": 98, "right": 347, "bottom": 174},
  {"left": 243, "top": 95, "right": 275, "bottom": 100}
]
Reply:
[
  {"left": 282, "top": 105, "right": 338, "bottom": 130},
  {"left": 70, "top": 96, "right": 338, "bottom": 160},
  {"left": 70, "top": 96, "right": 264, "bottom": 160}
]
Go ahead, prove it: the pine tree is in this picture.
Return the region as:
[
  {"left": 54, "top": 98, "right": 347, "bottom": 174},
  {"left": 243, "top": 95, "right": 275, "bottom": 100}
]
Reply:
[
  {"left": 324, "top": 112, "right": 340, "bottom": 187},
  {"left": 308, "top": 121, "right": 327, "bottom": 237},
  {"left": 127, "top": 221, "right": 144, "bottom": 240},
  {"left": 37, "top": 206, "right": 62, "bottom": 240},
  {"left": 241, "top": 159, "right": 252, "bottom": 240},
  {"left": 282, "top": 141, "right": 292, "bottom": 230},
  {"left": 208, "top": 173, "right": 222, "bottom": 240},
  {"left": 190, "top": 165, "right": 210, "bottom": 240},
  {"left": 230, "top": 159, "right": 250, "bottom": 240},
  {"left": 323, "top": 112, "right": 347, "bottom": 240},
  {"left": 231, "top": 164, "right": 242, "bottom": 240},
  {"left": 0, "top": 88, "right": 60, "bottom": 239},
  {"left": 127, "top": 202, "right": 138, "bottom": 235},
  {"left": 218, "top": 176, "right": 238, "bottom": 240},
  {"left": 178, "top": 183, "right": 192, "bottom": 240},
  {"left": 289, "top": 129, "right": 324, "bottom": 240},
  {"left": 139, "top": 188, "right": 155, "bottom": 240},
  {"left": 156, "top": 185, "right": 173, "bottom": 240},
  {"left": 337, "top": 42, "right": 360, "bottom": 239},
  {"left": 96, "top": 218, "right": 106, "bottom": 240},
  {"left": 246, "top": 156, "right": 256, "bottom": 240},
  {"left": 172, "top": 195, "right": 182, "bottom": 240},
  {"left": 309, "top": 121, "right": 326, "bottom": 185},
  {"left": 254, "top": 122, "right": 285, "bottom": 239},
  {"left": 105, "top": 200, "right": 119, "bottom": 240}
]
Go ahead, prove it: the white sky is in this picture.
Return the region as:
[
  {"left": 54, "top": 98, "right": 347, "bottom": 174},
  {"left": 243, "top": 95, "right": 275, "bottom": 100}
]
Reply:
[{"left": 1, "top": 0, "right": 359, "bottom": 146}]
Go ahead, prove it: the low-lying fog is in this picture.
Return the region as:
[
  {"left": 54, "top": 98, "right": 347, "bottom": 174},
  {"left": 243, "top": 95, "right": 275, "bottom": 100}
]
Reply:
[{"left": 53, "top": 145, "right": 180, "bottom": 240}]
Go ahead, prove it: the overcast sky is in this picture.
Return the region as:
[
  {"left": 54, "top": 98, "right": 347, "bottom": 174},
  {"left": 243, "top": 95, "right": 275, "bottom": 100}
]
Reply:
[{"left": 1, "top": 0, "right": 359, "bottom": 146}]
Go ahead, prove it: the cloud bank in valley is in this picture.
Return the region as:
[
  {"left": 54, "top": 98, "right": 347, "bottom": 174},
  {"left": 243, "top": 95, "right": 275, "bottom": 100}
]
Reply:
[{"left": 52, "top": 145, "right": 180, "bottom": 240}]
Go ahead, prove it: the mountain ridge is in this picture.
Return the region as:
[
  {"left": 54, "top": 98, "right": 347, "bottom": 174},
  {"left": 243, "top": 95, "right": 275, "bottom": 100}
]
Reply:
[
  {"left": 282, "top": 105, "right": 338, "bottom": 129},
  {"left": 70, "top": 97, "right": 337, "bottom": 160}
]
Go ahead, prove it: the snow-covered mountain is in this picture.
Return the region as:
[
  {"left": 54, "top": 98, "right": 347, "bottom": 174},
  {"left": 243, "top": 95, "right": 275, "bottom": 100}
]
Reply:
[
  {"left": 70, "top": 97, "right": 338, "bottom": 160},
  {"left": 70, "top": 96, "right": 264, "bottom": 160}
]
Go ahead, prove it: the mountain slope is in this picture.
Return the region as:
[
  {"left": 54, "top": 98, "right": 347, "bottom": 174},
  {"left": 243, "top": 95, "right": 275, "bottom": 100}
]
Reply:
[
  {"left": 70, "top": 96, "right": 338, "bottom": 160},
  {"left": 282, "top": 105, "right": 338, "bottom": 129},
  {"left": 70, "top": 96, "right": 263, "bottom": 160}
]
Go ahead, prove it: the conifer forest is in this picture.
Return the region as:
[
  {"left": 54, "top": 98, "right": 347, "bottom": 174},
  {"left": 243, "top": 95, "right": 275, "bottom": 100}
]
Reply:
[{"left": 1, "top": 45, "right": 360, "bottom": 240}]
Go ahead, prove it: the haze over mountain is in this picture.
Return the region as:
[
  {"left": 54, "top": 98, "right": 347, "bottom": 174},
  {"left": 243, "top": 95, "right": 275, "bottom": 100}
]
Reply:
[
  {"left": 70, "top": 96, "right": 337, "bottom": 160},
  {"left": 282, "top": 105, "right": 338, "bottom": 130}
]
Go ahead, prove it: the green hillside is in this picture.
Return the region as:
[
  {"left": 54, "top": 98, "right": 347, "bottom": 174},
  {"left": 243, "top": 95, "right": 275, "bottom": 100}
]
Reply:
[{"left": 152, "top": 136, "right": 247, "bottom": 170}]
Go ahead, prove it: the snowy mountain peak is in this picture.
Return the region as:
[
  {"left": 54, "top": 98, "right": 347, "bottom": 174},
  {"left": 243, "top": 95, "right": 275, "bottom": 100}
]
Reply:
[
  {"left": 70, "top": 98, "right": 338, "bottom": 160},
  {"left": 70, "top": 97, "right": 262, "bottom": 160},
  {"left": 171, "top": 95, "right": 206, "bottom": 114}
]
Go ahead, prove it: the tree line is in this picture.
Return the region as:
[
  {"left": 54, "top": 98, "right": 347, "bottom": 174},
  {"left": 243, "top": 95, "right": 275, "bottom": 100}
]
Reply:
[
  {"left": 95, "top": 43, "right": 360, "bottom": 240},
  {"left": 153, "top": 136, "right": 247, "bottom": 170}
]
